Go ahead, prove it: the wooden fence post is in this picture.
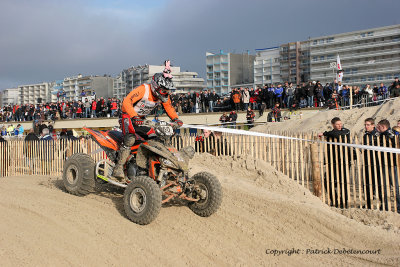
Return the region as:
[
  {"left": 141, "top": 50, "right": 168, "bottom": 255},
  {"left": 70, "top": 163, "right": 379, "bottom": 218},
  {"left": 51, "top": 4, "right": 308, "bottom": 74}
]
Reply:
[{"left": 310, "top": 142, "right": 321, "bottom": 197}]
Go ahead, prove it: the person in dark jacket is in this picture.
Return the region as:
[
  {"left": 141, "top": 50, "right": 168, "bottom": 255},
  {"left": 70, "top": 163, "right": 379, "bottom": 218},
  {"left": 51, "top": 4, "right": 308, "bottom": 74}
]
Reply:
[
  {"left": 229, "top": 110, "right": 237, "bottom": 128},
  {"left": 318, "top": 117, "right": 351, "bottom": 208},
  {"left": 219, "top": 112, "right": 229, "bottom": 127},
  {"left": 363, "top": 118, "right": 380, "bottom": 209},
  {"left": 376, "top": 119, "right": 400, "bottom": 213},
  {"left": 271, "top": 103, "right": 281, "bottom": 122},
  {"left": 246, "top": 107, "right": 255, "bottom": 129}
]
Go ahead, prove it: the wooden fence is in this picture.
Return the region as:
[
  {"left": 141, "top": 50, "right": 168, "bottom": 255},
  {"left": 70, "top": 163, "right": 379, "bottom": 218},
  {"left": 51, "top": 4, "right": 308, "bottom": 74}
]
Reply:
[{"left": 0, "top": 132, "right": 399, "bottom": 213}]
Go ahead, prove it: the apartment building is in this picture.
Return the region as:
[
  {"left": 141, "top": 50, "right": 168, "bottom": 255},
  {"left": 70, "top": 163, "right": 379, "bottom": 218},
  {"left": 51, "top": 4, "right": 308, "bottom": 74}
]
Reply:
[
  {"left": 18, "top": 82, "right": 53, "bottom": 105},
  {"left": 172, "top": 71, "right": 205, "bottom": 93},
  {"left": 279, "top": 41, "right": 311, "bottom": 84},
  {"left": 0, "top": 88, "right": 19, "bottom": 106},
  {"left": 310, "top": 24, "right": 400, "bottom": 86},
  {"left": 254, "top": 47, "right": 281, "bottom": 86},
  {"left": 61, "top": 74, "right": 113, "bottom": 101},
  {"left": 113, "top": 64, "right": 204, "bottom": 99},
  {"left": 206, "top": 51, "right": 255, "bottom": 94}
]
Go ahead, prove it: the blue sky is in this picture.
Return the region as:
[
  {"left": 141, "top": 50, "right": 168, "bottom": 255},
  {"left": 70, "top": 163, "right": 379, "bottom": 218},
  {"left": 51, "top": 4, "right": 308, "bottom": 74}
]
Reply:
[{"left": 0, "top": 0, "right": 399, "bottom": 90}]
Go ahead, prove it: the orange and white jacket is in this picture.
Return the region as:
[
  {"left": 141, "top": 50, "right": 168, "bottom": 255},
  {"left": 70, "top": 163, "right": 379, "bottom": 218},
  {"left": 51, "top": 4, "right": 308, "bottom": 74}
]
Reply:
[{"left": 122, "top": 84, "right": 178, "bottom": 120}]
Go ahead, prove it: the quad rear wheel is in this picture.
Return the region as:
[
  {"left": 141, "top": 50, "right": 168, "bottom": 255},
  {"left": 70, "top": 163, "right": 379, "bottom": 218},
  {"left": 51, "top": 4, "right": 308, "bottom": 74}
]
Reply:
[
  {"left": 123, "top": 176, "right": 162, "bottom": 225},
  {"left": 63, "top": 153, "right": 96, "bottom": 196}
]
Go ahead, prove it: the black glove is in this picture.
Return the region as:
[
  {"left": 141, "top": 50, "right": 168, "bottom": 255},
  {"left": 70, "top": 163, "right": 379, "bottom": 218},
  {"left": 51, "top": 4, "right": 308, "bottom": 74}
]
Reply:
[
  {"left": 172, "top": 118, "right": 183, "bottom": 127},
  {"left": 131, "top": 116, "right": 143, "bottom": 126}
]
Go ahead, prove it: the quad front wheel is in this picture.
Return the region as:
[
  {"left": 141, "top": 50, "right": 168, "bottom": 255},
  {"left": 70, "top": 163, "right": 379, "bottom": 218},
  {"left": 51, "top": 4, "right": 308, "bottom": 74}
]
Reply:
[
  {"left": 188, "top": 172, "right": 222, "bottom": 217},
  {"left": 123, "top": 176, "right": 162, "bottom": 225}
]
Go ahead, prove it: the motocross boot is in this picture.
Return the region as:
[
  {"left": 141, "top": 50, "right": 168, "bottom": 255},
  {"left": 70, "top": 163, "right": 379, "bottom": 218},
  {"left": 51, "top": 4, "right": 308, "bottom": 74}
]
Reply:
[{"left": 112, "top": 146, "right": 131, "bottom": 181}]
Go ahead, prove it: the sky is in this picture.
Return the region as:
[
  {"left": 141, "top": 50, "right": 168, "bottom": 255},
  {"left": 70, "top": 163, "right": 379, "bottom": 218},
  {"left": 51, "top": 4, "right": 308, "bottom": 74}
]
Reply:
[{"left": 0, "top": 0, "right": 399, "bottom": 90}]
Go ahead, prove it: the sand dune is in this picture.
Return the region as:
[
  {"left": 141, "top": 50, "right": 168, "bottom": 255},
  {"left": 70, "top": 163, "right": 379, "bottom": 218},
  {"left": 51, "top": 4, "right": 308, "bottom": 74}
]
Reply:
[{"left": 0, "top": 153, "right": 399, "bottom": 266}]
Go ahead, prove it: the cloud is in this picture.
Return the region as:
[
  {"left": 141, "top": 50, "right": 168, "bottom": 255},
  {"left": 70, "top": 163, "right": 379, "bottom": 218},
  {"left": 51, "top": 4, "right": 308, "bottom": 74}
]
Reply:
[{"left": 0, "top": 0, "right": 399, "bottom": 90}]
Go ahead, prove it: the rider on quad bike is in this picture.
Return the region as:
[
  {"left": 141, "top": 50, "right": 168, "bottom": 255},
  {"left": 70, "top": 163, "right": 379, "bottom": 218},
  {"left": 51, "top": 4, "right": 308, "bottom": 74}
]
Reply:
[{"left": 112, "top": 60, "right": 183, "bottom": 180}]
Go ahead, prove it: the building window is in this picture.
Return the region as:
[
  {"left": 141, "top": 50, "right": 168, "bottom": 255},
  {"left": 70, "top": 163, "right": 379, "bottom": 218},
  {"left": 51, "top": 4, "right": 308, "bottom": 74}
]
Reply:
[
  {"left": 312, "top": 56, "right": 318, "bottom": 62},
  {"left": 386, "top": 74, "right": 392, "bottom": 80},
  {"left": 352, "top": 68, "right": 358, "bottom": 74},
  {"left": 290, "top": 61, "right": 296, "bottom": 67},
  {"left": 290, "top": 53, "right": 296, "bottom": 59},
  {"left": 376, "top": 75, "right": 383, "bottom": 81},
  {"left": 319, "top": 39, "right": 325, "bottom": 44},
  {"left": 367, "top": 32, "right": 374, "bottom": 36},
  {"left": 327, "top": 54, "right": 334, "bottom": 60},
  {"left": 327, "top": 37, "right": 334, "bottom": 43},
  {"left": 313, "top": 40, "right": 317, "bottom": 45},
  {"left": 290, "top": 69, "right": 297, "bottom": 75},
  {"left": 274, "top": 58, "right": 279, "bottom": 63},
  {"left": 361, "top": 33, "right": 366, "bottom": 38},
  {"left": 368, "top": 76, "right": 374, "bottom": 81},
  {"left": 320, "top": 56, "right": 325, "bottom": 61}
]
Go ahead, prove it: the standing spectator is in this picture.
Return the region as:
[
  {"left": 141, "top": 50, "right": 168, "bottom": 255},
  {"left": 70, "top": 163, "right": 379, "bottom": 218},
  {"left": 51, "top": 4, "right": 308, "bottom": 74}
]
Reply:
[
  {"left": 391, "top": 83, "right": 400, "bottom": 98},
  {"left": 84, "top": 99, "right": 91, "bottom": 118},
  {"left": 91, "top": 99, "right": 97, "bottom": 118},
  {"left": 285, "top": 83, "right": 295, "bottom": 109},
  {"left": 378, "top": 82, "right": 388, "bottom": 101},
  {"left": 76, "top": 103, "right": 83, "bottom": 118},
  {"left": 24, "top": 128, "right": 39, "bottom": 174},
  {"left": 372, "top": 85, "right": 379, "bottom": 103},
  {"left": 242, "top": 88, "right": 250, "bottom": 111},
  {"left": 231, "top": 89, "right": 241, "bottom": 111},
  {"left": 111, "top": 99, "right": 118, "bottom": 117},
  {"left": 259, "top": 102, "right": 266, "bottom": 117},
  {"left": 267, "top": 85, "right": 275, "bottom": 109},
  {"left": 340, "top": 85, "right": 350, "bottom": 107},
  {"left": 40, "top": 127, "right": 53, "bottom": 175},
  {"left": 363, "top": 118, "right": 380, "bottom": 209},
  {"left": 318, "top": 117, "right": 351, "bottom": 208},
  {"left": 376, "top": 119, "right": 400, "bottom": 213},
  {"left": 305, "top": 81, "right": 314, "bottom": 107},
  {"left": 363, "top": 84, "right": 373, "bottom": 103},
  {"left": 274, "top": 84, "right": 284, "bottom": 107},
  {"left": 209, "top": 90, "right": 219, "bottom": 112}
]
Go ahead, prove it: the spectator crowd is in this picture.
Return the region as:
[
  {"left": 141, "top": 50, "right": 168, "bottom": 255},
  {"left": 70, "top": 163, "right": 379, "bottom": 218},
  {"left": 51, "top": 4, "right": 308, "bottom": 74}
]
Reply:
[
  {"left": 319, "top": 117, "right": 400, "bottom": 213},
  {"left": 170, "top": 77, "right": 400, "bottom": 114},
  {"left": 0, "top": 97, "right": 121, "bottom": 122},
  {"left": 1, "top": 77, "right": 399, "bottom": 124}
]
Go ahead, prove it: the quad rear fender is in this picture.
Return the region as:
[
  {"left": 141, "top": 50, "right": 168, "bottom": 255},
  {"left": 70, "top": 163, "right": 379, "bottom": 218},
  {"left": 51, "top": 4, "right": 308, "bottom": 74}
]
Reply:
[{"left": 83, "top": 127, "right": 119, "bottom": 151}]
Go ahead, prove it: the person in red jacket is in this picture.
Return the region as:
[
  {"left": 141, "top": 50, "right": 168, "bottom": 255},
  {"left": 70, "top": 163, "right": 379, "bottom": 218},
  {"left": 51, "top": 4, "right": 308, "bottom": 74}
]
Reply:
[
  {"left": 91, "top": 100, "right": 97, "bottom": 118},
  {"left": 112, "top": 60, "right": 183, "bottom": 180},
  {"left": 110, "top": 99, "right": 118, "bottom": 117}
]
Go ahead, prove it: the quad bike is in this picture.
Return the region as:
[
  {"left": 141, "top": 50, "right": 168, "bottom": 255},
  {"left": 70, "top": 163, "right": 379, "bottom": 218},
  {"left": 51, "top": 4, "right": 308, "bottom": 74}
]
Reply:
[{"left": 62, "top": 120, "right": 222, "bottom": 225}]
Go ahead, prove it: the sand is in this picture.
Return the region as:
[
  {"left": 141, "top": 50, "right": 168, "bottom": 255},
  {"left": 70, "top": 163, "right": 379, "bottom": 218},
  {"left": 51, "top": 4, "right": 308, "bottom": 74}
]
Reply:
[
  {"left": 253, "top": 97, "right": 400, "bottom": 134},
  {"left": 0, "top": 153, "right": 399, "bottom": 266}
]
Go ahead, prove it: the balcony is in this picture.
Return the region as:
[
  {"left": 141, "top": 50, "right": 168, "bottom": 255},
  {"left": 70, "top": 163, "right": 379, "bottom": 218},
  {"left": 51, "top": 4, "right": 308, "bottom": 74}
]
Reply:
[
  {"left": 311, "top": 66, "right": 400, "bottom": 80},
  {"left": 311, "top": 57, "right": 400, "bottom": 72},
  {"left": 311, "top": 48, "right": 400, "bottom": 66},
  {"left": 311, "top": 39, "right": 400, "bottom": 56},
  {"left": 310, "top": 28, "right": 400, "bottom": 48}
]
